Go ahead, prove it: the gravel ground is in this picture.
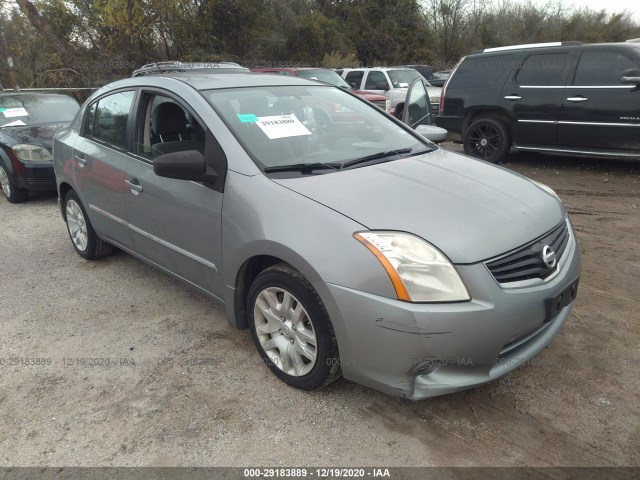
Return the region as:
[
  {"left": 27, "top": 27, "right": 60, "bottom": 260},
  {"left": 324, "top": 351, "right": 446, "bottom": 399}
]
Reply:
[{"left": 0, "top": 145, "right": 638, "bottom": 467}]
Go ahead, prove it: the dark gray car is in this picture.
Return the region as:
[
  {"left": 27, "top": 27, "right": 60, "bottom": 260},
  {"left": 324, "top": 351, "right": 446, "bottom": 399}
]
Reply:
[{"left": 53, "top": 73, "right": 580, "bottom": 399}]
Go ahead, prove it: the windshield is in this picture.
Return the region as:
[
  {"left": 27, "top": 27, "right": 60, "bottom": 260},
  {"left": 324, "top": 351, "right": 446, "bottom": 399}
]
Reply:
[
  {"left": 203, "top": 85, "right": 431, "bottom": 171},
  {"left": 297, "top": 70, "right": 351, "bottom": 89},
  {"left": 0, "top": 94, "right": 80, "bottom": 127},
  {"left": 387, "top": 69, "right": 422, "bottom": 88}
]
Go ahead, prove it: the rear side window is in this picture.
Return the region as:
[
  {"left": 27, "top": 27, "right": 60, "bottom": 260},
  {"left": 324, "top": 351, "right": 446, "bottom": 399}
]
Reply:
[
  {"left": 85, "top": 91, "right": 134, "bottom": 149},
  {"left": 452, "top": 54, "right": 515, "bottom": 88},
  {"left": 516, "top": 53, "right": 568, "bottom": 86},
  {"left": 345, "top": 71, "right": 364, "bottom": 89},
  {"left": 572, "top": 51, "right": 639, "bottom": 86}
]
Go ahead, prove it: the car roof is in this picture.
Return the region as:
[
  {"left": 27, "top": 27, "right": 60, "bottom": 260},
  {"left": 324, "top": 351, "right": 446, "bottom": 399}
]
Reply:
[
  {"left": 97, "top": 72, "right": 329, "bottom": 94},
  {"left": 253, "top": 67, "right": 326, "bottom": 72},
  {"left": 0, "top": 91, "right": 74, "bottom": 98},
  {"left": 472, "top": 41, "right": 640, "bottom": 56}
]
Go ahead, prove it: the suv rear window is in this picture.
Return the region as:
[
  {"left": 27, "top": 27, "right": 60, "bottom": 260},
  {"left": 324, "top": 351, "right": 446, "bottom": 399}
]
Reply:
[
  {"left": 515, "top": 53, "right": 568, "bottom": 86},
  {"left": 573, "top": 51, "right": 639, "bottom": 86},
  {"left": 453, "top": 54, "right": 515, "bottom": 88}
]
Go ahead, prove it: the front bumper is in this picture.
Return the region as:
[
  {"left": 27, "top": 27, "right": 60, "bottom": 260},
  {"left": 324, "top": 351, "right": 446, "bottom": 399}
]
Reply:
[
  {"left": 16, "top": 162, "right": 56, "bottom": 192},
  {"left": 316, "top": 224, "right": 581, "bottom": 400}
]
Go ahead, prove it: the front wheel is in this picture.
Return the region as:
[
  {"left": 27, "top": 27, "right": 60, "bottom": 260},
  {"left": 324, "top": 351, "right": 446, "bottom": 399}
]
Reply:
[
  {"left": 248, "top": 263, "right": 341, "bottom": 390},
  {"left": 63, "top": 190, "right": 114, "bottom": 260},
  {"left": 463, "top": 117, "right": 511, "bottom": 163},
  {"left": 0, "top": 164, "right": 28, "bottom": 203}
]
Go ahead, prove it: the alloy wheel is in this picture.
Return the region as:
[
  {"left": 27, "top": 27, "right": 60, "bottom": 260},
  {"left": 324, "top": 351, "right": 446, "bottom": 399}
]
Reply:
[
  {"left": 0, "top": 166, "right": 11, "bottom": 198},
  {"left": 66, "top": 199, "right": 88, "bottom": 252},
  {"left": 253, "top": 287, "right": 318, "bottom": 376},
  {"left": 465, "top": 123, "right": 501, "bottom": 159}
]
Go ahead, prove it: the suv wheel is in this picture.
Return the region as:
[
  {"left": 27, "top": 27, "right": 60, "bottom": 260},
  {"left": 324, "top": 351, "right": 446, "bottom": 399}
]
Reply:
[
  {"left": 247, "top": 263, "right": 341, "bottom": 390},
  {"left": 463, "top": 117, "right": 511, "bottom": 163},
  {"left": 63, "top": 190, "right": 114, "bottom": 259},
  {"left": 0, "top": 165, "right": 29, "bottom": 203}
]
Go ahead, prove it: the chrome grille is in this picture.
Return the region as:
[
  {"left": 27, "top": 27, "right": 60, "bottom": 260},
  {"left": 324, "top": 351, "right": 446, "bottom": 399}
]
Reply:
[
  {"left": 371, "top": 100, "right": 387, "bottom": 110},
  {"left": 486, "top": 220, "right": 570, "bottom": 284}
]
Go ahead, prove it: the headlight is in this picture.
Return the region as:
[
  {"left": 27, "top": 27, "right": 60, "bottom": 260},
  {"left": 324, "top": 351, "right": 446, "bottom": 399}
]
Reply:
[
  {"left": 354, "top": 231, "right": 470, "bottom": 302},
  {"left": 531, "top": 180, "right": 560, "bottom": 200},
  {"left": 12, "top": 144, "right": 53, "bottom": 162}
]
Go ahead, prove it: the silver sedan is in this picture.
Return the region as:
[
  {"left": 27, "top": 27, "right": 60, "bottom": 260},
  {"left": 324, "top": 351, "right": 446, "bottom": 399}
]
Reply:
[{"left": 53, "top": 73, "right": 580, "bottom": 399}]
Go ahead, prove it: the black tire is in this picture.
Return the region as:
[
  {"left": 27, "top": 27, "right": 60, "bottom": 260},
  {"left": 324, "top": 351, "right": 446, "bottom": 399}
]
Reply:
[
  {"left": 247, "top": 263, "right": 341, "bottom": 390},
  {"left": 463, "top": 116, "right": 511, "bottom": 163},
  {"left": 63, "top": 190, "right": 114, "bottom": 260},
  {"left": 0, "top": 164, "right": 29, "bottom": 203}
]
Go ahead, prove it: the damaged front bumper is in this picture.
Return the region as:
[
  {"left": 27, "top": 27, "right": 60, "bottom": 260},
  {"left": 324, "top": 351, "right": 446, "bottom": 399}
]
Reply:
[{"left": 316, "top": 229, "right": 581, "bottom": 400}]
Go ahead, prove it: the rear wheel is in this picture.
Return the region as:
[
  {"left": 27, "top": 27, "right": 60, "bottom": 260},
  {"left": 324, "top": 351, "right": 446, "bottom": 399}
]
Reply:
[
  {"left": 248, "top": 263, "right": 341, "bottom": 390},
  {"left": 63, "top": 190, "right": 114, "bottom": 260},
  {"left": 0, "top": 164, "right": 29, "bottom": 203},
  {"left": 463, "top": 117, "right": 511, "bottom": 163}
]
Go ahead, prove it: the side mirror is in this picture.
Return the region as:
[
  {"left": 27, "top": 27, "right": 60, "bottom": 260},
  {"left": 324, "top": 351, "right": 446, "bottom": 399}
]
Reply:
[
  {"left": 376, "top": 81, "right": 390, "bottom": 91},
  {"left": 153, "top": 150, "right": 208, "bottom": 182},
  {"left": 620, "top": 69, "right": 640, "bottom": 85}
]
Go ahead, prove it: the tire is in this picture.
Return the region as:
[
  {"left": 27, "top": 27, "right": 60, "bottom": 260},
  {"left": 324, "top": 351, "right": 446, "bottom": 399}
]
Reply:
[
  {"left": 463, "top": 116, "right": 511, "bottom": 163},
  {"left": 0, "top": 164, "right": 29, "bottom": 203},
  {"left": 63, "top": 190, "right": 114, "bottom": 260},
  {"left": 247, "top": 263, "right": 341, "bottom": 390}
]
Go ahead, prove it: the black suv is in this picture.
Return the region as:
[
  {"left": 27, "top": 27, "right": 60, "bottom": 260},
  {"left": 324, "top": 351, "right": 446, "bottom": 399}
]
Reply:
[{"left": 437, "top": 41, "right": 640, "bottom": 163}]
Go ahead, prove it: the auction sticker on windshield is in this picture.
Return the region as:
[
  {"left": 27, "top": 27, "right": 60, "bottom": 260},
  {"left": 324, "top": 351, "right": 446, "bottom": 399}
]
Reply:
[
  {"left": 256, "top": 114, "right": 311, "bottom": 139},
  {"left": 1, "top": 107, "right": 29, "bottom": 118}
]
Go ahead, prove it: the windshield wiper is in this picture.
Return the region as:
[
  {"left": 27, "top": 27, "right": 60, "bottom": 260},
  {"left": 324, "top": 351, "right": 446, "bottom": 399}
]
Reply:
[
  {"left": 340, "top": 147, "right": 427, "bottom": 170},
  {"left": 263, "top": 162, "right": 342, "bottom": 174}
]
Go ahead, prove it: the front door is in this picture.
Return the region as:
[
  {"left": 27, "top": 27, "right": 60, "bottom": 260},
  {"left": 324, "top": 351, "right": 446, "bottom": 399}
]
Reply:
[
  {"left": 122, "top": 91, "right": 225, "bottom": 298},
  {"left": 559, "top": 49, "right": 640, "bottom": 151}
]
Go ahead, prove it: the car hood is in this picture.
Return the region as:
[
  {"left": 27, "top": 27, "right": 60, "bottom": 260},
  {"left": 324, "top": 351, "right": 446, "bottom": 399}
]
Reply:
[
  {"left": 0, "top": 123, "right": 67, "bottom": 150},
  {"left": 271, "top": 149, "right": 565, "bottom": 264}
]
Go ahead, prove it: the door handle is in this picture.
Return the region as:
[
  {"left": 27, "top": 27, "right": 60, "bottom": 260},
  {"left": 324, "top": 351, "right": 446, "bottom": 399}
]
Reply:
[
  {"left": 567, "top": 96, "right": 588, "bottom": 102},
  {"left": 125, "top": 179, "right": 143, "bottom": 195},
  {"left": 504, "top": 95, "right": 522, "bottom": 101},
  {"left": 74, "top": 154, "right": 86, "bottom": 168}
]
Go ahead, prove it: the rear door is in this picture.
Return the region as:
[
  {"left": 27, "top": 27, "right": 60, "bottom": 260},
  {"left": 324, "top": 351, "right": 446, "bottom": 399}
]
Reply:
[
  {"left": 72, "top": 90, "right": 136, "bottom": 249},
  {"left": 121, "top": 89, "right": 226, "bottom": 298},
  {"left": 501, "top": 50, "right": 573, "bottom": 147},
  {"left": 559, "top": 48, "right": 640, "bottom": 151}
]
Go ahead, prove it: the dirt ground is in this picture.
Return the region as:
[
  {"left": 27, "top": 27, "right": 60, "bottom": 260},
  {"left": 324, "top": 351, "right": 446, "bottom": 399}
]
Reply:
[{"left": 0, "top": 143, "right": 638, "bottom": 467}]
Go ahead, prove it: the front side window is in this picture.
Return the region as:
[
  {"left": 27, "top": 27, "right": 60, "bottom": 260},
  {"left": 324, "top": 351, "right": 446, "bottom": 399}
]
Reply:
[
  {"left": 405, "top": 81, "right": 432, "bottom": 128},
  {"left": 85, "top": 91, "right": 134, "bottom": 150},
  {"left": 203, "top": 85, "right": 431, "bottom": 172},
  {"left": 573, "top": 51, "right": 639, "bottom": 86},
  {"left": 135, "top": 93, "right": 205, "bottom": 158},
  {"left": 365, "top": 71, "right": 389, "bottom": 90},
  {"left": 516, "top": 53, "right": 568, "bottom": 86}
]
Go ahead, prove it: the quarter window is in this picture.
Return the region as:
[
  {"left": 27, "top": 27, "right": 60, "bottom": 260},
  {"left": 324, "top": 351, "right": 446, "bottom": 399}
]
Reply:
[
  {"left": 85, "top": 91, "right": 134, "bottom": 149},
  {"left": 573, "top": 51, "right": 638, "bottom": 86},
  {"left": 515, "top": 53, "right": 568, "bottom": 86},
  {"left": 453, "top": 54, "right": 515, "bottom": 88}
]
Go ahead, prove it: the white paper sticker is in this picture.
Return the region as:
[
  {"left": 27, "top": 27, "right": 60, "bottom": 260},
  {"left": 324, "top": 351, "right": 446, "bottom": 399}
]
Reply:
[
  {"left": 255, "top": 114, "right": 312, "bottom": 140},
  {"left": 2, "top": 107, "right": 29, "bottom": 118},
  {"left": 2, "top": 120, "right": 27, "bottom": 127}
]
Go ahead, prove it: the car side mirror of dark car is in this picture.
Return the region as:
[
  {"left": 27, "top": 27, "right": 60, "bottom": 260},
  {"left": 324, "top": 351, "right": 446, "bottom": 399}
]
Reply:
[
  {"left": 153, "top": 150, "right": 213, "bottom": 182},
  {"left": 620, "top": 69, "right": 640, "bottom": 85}
]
